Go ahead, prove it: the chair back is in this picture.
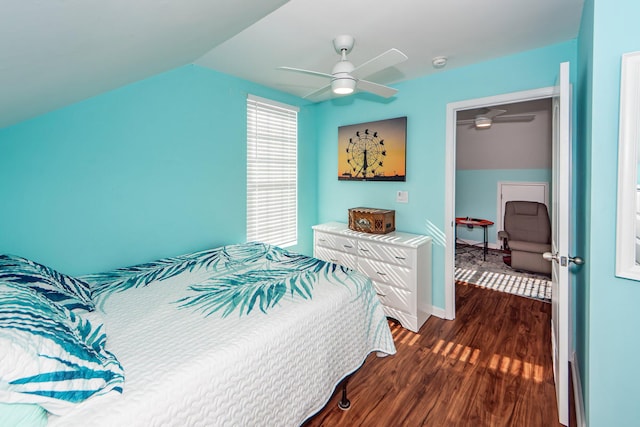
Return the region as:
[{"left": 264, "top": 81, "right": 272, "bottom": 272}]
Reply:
[{"left": 503, "top": 201, "right": 551, "bottom": 244}]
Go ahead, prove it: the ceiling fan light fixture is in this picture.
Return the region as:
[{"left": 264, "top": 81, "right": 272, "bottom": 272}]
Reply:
[
  {"left": 475, "top": 117, "right": 492, "bottom": 128},
  {"left": 331, "top": 77, "right": 356, "bottom": 95}
]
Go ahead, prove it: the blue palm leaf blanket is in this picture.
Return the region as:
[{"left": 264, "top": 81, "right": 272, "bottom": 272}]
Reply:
[{"left": 48, "top": 242, "right": 395, "bottom": 427}]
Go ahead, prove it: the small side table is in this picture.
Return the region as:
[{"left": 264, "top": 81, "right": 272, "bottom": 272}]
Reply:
[{"left": 455, "top": 217, "right": 495, "bottom": 261}]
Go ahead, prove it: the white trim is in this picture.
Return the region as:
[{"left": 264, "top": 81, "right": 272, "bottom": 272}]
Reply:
[
  {"left": 445, "top": 87, "right": 555, "bottom": 319},
  {"left": 615, "top": 51, "right": 640, "bottom": 280},
  {"left": 429, "top": 305, "right": 446, "bottom": 319},
  {"left": 247, "top": 93, "right": 300, "bottom": 112},
  {"left": 571, "top": 352, "right": 587, "bottom": 427}
]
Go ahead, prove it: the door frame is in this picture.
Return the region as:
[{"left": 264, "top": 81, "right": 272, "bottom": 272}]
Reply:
[{"left": 444, "top": 86, "right": 555, "bottom": 319}]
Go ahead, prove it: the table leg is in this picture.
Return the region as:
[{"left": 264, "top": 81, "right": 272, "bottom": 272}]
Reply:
[{"left": 483, "top": 225, "right": 488, "bottom": 261}]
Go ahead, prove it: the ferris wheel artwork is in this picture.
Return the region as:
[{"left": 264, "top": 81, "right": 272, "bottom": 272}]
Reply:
[{"left": 338, "top": 116, "right": 407, "bottom": 181}]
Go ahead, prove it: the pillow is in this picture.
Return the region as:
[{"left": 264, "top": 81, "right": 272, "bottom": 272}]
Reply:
[
  {"left": 0, "top": 254, "right": 94, "bottom": 311},
  {"left": 70, "top": 308, "right": 109, "bottom": 353},
  {"left": 0, "top": 282, "right": 124, "bottom": 416}
]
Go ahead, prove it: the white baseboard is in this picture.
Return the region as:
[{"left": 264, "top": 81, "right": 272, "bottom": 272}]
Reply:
[
  {"left": 571, "top": 352, "right": 586, "bottom": 427},
  {"left": 430, "top": 305, "right": 446, "bottom": 319}
]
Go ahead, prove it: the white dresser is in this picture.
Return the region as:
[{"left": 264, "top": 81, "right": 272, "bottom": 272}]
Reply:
[{"left": 312, "top": 222, "right": 432, "bottom": 332}]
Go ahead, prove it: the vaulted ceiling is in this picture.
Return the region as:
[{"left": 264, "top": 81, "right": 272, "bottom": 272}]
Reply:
[{"left": 1, "top": 0, "right": 584, "bottom": 128}]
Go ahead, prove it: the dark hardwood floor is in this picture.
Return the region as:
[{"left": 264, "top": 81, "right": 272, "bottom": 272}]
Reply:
[{"left": 304, "top": 282, "right": 573, "bottom": 427}]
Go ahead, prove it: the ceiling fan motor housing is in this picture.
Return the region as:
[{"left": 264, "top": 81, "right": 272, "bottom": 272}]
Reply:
[
  {"left": 332, "top": 60, "right": 355, "bottom": 75},
  {"left": 331, "top": 59, "right": 356, "bottom": 94}
]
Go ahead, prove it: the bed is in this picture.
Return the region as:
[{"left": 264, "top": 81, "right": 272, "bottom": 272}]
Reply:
[{"left": 0, "top": 242, "right": 395, "bottom": 426}]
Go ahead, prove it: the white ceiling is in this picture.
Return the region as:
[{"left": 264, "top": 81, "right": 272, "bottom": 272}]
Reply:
[
  {"left": 1, "top": 0, "right": 584, "bottom": 129},
  {"left": 0, "top": 0, "right": 288, "bottom": 128}
]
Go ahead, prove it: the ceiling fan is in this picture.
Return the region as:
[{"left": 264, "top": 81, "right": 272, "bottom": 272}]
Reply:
[
  {"left": 457, "top": 108, "right": 536, "bottom": 129},
  {"left": 278, "top": 35, "right": 408, "bottom": 100}
]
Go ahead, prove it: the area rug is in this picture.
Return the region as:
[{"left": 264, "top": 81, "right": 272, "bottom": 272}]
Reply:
[{"left": 455, "top": 244, "right": 551, "bottom": 302}]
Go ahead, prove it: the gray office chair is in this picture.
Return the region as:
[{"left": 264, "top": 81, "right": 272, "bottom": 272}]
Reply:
[{"left": 498, "top": 201, "right": 552, "bottom": 275}]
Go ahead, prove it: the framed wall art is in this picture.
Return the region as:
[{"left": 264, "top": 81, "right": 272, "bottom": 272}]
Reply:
[{"left": 338, "top": 116, "right": 407, "bottom": 181}]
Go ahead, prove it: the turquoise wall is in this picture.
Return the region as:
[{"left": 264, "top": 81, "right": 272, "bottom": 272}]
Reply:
[
  {"left": 577, "top": 0, "right": 640, "bottom": 424},
  {"left": 0, "top": 65, "right": 317, "bottom": 275},
  {"left": 315, "top": 41, "right": 576, "bottom": 309},
  {"left": 455, "top": 169, "right": 551, "bottom": 245}
]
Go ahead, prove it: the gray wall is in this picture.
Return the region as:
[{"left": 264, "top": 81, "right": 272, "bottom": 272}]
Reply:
[{"left": 456, "top": 99, "right": 552, "bottom": 170}]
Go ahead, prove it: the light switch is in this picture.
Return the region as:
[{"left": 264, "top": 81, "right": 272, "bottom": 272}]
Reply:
[{"left": 396, "top": 190, "right": 409, "bottom": 203}]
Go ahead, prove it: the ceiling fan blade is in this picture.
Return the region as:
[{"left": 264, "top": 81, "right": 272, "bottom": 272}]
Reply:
[
  {"left": 357, "top": 79, "right": 398, "bottom": 98},
  {"left": 278, "top": 66, "right": 333, "bottom": 79},
  {"left": 352, "top": 48, "right": 408, "bottom": 79},
  {"left": 484, "top": 108, "right": 507, "bottom": 119},
  {"left": 456, "top": 119, "right": 476, "bottom": 125},
  {"left": 493, "top": 114, "right": 536, "bottom": 123},
  {"left": 303, "top": 84, "right": 332, "bottom": 100}
]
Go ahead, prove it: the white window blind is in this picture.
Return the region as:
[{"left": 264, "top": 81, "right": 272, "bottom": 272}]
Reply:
[{"left": 247, "top": 95, "right": 298, "bottom": 247}]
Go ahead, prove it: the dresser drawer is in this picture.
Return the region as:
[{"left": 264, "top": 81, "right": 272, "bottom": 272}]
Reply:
[
  {"left": 314, "top": 246, "right": 357, "bottom": 270},
  {"left": 357, "top": 241, "right": 413, "bottom": 268},
  {"left": 358, "top": 258, "right": 412, "bottom": 291},
  {"left": 372, "top": 281, "right": 412, "bottom": 314},
  {"left": 315, "top": 232, "right": 358, "bottom": 255}
]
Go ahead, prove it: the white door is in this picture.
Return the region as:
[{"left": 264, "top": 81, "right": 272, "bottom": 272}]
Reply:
[{"left": 547, "top": 61, "right": 572, "bottom": 426}]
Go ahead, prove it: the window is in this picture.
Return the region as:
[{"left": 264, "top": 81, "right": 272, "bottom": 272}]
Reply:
[{"left": 246, "top": 95, "right": 298, "bottom": 247}]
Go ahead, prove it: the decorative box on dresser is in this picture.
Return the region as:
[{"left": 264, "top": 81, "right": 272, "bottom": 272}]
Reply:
[{"left": 312, "top": 222, "right": 432, "bottom": 333}]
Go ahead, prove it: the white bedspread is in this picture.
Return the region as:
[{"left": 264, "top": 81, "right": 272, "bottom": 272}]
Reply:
[{"left": 47, "top": 243, "right": 395, "bottom": 426}]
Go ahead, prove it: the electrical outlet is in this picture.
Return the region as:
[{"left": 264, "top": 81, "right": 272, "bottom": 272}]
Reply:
[{"left": 396, "top": 190, "right": 409, "bottom": 203}]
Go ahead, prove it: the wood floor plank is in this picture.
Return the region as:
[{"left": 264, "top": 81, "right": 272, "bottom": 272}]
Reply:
[{"left": 303, "top": 282, "right": 568, "bottom": 427}]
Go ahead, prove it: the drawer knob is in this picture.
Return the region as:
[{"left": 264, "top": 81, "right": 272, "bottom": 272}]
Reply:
[
  {"left": 330, "top": 258, "right": 338, "bottom": 263},
  {"left": 395, "top": 256, "right": 406, "bottom": 260},
  {"left": 360, "top": 248, "right": 370, "bottom": 252},
  {"left": 377, "top": 271, "right": 387, "bottom": 276},
  {"left": 376, "top": 292, "right": 386, "bottom": 297},
  {"left": 343, "top": 244, "right": 353, "bottom": 248}
]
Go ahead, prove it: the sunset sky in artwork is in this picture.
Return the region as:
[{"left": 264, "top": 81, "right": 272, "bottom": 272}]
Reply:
[{"left": 338, "top": 117, "right": 406, "bottom": 179}]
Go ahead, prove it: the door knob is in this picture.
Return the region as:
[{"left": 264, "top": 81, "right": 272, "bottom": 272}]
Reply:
[
  {"left": 543, "top": 252, "right": 584, "bottom": 266},
  {"left": 569, "top": 256, "right": 584, "bottom": 265},
  {"left": 542, "top": 252, "right": 556, "bottom": 262}
]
